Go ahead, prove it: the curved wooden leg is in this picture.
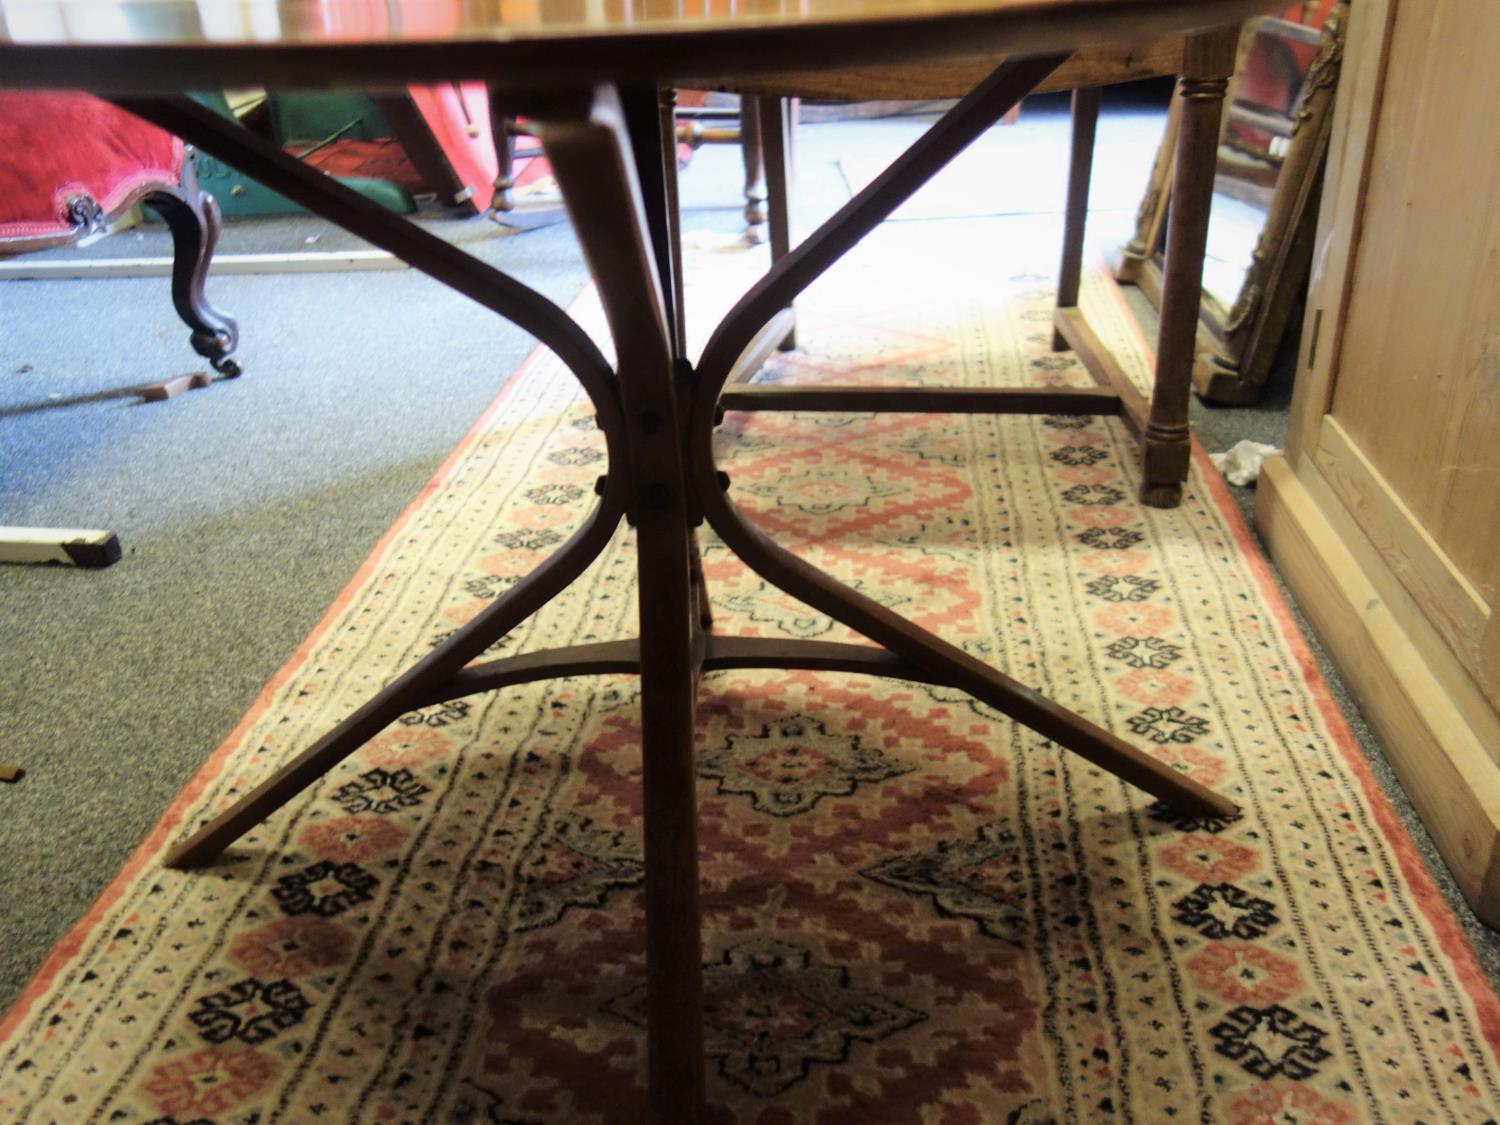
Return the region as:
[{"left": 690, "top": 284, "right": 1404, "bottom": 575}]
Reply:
[
  {"left": 696, "top": 481, "right": 1236, "bottom": 818},
  {"left": 538, "top": 87, "right": 707, "bottom": 1125},
  {"left": 1143, "top": 28, "right": 1238, "bottom": 508},
  {"left": 165, "top": 477, "right": 629, "bottom": 869},
  {"left": 686, "top": 55, "right": 1235, "bottom": 821},
  {"left": 113, "top": 97, "right": 635, "bottom": 872},
  {"left": 143, "top": 154, "right": 241, "bottom": 375}
]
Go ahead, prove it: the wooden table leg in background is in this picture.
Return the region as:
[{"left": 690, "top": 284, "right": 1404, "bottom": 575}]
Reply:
[
  {"left": 759, "top": 95, "right": 798, "bottom": 350},
  {"left": 1053, "top": 85, "right": 1101, "bottom": 351},
  {"left": 1140, "top": 26, "right": 1239, "bottom": 507}
]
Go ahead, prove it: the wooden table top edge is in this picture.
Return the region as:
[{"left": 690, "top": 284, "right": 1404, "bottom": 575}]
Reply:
[{"left": 0, "top": 0, "right": 1276, "bottom": 93}]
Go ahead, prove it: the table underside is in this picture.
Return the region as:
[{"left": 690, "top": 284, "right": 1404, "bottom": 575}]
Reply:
[{"left": 12, "top": 29, "right": 1245, "bottom": 1118}]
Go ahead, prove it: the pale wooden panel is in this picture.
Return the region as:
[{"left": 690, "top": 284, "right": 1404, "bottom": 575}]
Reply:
[
  {"left": 1283, "top": 0, "right": 1396, "bottom": 462},
  {"left": 1313, "top": 416, "right": 1487, "bottom": 669},
  {"left": 1258, "top": 455, "right": 1500, "bottom": 921},
  {"left": 1327, "top": 0, "right": 1500, "bottom": 606}
]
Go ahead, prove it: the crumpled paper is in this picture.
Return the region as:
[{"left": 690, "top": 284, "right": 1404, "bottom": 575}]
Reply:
[{"left": 1209, "top": 440, "right": 1281, "bottom": 487}]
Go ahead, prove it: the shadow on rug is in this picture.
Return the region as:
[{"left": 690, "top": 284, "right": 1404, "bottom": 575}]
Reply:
[{"left": 4, "top": 235, "right": 1499, "bottom": 1123}]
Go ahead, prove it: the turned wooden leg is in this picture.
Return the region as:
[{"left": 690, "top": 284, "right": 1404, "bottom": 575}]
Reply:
[
  {"left": 1053, "top": 85, "right": 1101, "bottom": 351},
  {"left": 759, "top": 95, "right": 798, "bottom": 351},
  {"left": 487, "top": 91, "right": 517, "bottom": 213},
  {"left": 1142, "top": 28, "right": 1238, "bottom": 508},
  {"left": 740, "top": 95, "right": 768, "bottom": 244},
  {"left": 143, "top": 153, "right": 240, "bottom": 375}
]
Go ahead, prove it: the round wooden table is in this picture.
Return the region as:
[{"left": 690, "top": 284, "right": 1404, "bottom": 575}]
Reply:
[{"left": 0, "top": 1, "right": 1273, "bottom": 1118}]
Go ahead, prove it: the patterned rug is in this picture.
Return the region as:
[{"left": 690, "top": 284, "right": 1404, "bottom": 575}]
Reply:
[{"left": 4, "top": 226, "right": 1500, "bottom": 1125}]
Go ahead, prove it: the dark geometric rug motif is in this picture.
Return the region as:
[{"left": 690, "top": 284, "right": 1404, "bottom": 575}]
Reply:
[
  {"left": 605, "top": 938, "right": 925, "bottom": 1096},
  {"left": 513, "top": 816, "right": 644, "bottom": 933},
  {"left": 697, "top": 715, "right": 913, "bottom": 817},
  {"left": 861, "top": 820, "right": 1029, "bottom": 945},
  {"left": 1209, "top": 1004, "right": 1332, "bottom": 1080},
  {"left": 1171, "top": 881, "right": 1280, "bottom": 940},
  {"left": 187, "top": 977, "right": 311, "bottom": 1046}
]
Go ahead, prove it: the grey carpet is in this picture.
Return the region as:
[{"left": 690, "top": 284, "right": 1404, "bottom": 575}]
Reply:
[{"left": 2, "top": 91, "right": 1495, "bottom": 1016}]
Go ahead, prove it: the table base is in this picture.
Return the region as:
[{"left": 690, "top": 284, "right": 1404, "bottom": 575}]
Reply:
[{"left": 117, "top": 53, "right": 1236, "bottom": 1121}]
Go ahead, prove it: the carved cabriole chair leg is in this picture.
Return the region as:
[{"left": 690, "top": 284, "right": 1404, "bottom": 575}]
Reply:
[{"left": 143, "top": 152, "right": 241, "bottom": 375}]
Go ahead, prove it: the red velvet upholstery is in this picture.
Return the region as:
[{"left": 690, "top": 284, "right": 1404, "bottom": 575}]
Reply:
[
  {"left": 407, "top": 82, "right": 500, "bottom": 212},
  {"left": 0, "top": 92, "right": 182, "bottom": 245}
]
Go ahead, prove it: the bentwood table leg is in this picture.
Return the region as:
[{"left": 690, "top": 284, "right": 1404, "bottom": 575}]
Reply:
[
  {"left": 1140, "top": 26, "right": 1239, "bottom": 508},
  {"left": 536, "top": 89, "right": 708, "bottom": 1124},
  {"left": 690, "top": 55, "right": 1236, "bottom": 818},
  {"left": 109, "top": 60, "right": 1238, "bottom": 1119},
  {"left": 108, "top": 96, "right": 636, "bottom": 870}
]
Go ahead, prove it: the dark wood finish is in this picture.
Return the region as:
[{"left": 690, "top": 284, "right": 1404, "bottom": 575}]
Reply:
[
  {"left": 433, "top": 641, "right": 644, "bottom": 701},
  {"left": 485, "top": 89, "right": 517, "bottom": 213},
  {"left": 1, "top": 150, "right": 241, "bottom": 375},
  {"left": 116, "top": 103, "right": 635, "bottom": 873},
  {"left": 112, "top": 97, "right": 625, "bottom": 437},
  {"left": 659, "top": 88, "right": 689, "bottom": 360},
  {"left": 739, "top": 95, "right": 769, "bottom": 240},
  {"left": 720, "top": 383, "right": 1122, "bottom": 414},
  {"left": 144, "top": 52, "right": 1240, "bottom": 876},
  {"left": 1053, "top": 306, "right": 1149, "bottom": 438},
  {"left": 0, "top": 1, "right": 1275, "bottom": 97},
  {"left": 706, "top": 40, "right": 1225, "bottom": 508},
  {"left": 1122, "top": 6, "right": 1347, "bottom": 405},
  {"left": 759, "top": 95, "right": 798, "bottom": 350},
  {"left": 536, "top": 88, "right": 707, "bottom": 1124},
  {"left": 704, "top": 636, "right": 944, "bottom": 683},
  {"left": 689, "top": 58, "right": 1237, "bottom": 821},
  {"left": 723, "top": 308, "right": 798, "bottom": 390},
  {"left": 140, "top": 160, "right": 242, "bottom": 375},
  {"left": 5, "top": 6, "right": 1269, "bottom": 1115},
  {"left": 1052, "top": 84, "right": 1101, "bottom": 350},
  {"left": 1140, "top": 25, "right": 1239, "bottom": 507},
  {"left": 622, "top": 85, "right": 684, "bottom": 361},
  {"left": 162, "top": 467, "right": 629, "bottom": 867},
  {"left": 688, "top": 447, "right": 1237, "bottom": 817},
  {"left": 697, "top": 54, "right": 1072, "bottom": 393},
  {"left": 690, "top": 36, "right": 1187, "bottom": 99}
]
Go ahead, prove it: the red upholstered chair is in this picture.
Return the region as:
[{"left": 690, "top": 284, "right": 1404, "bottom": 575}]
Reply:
[{"left": 0, "top": 91, "right": 240, "bottom": 374}]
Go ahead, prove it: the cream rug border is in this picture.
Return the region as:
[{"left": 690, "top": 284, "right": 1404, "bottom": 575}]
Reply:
[{"left": 5, "top": 270, "right": 1498, "bottom": 1061}]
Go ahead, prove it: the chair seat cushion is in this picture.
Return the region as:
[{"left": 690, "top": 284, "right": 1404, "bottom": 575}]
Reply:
[{"left": 0, "top": 91, "right": 182, "bottom": 246}]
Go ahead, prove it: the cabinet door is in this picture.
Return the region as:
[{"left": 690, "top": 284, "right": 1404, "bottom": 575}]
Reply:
[{"left": 1303, "top": 0, "right": 1500, "bottom": 709}]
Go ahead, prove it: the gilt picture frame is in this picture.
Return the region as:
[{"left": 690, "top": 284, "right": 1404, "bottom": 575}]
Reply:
[{"left": 1117, "top": 1, "right": 1348, "bottom": 404}]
